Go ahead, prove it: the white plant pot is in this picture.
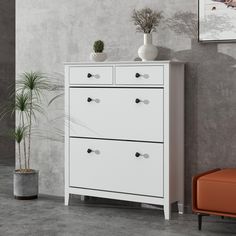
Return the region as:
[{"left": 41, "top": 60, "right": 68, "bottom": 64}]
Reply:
[
  {"left": 138, "top": 34, "right": 158, "bottom": 61},
  {"left": 90, "top": 52, "right": 107, "bottom": 62}
]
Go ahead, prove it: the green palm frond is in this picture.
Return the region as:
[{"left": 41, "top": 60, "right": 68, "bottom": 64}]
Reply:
[
  {"left": 15, "top": 93, "right": 30, "bottom": 113},
  {"left": 14, "top": 126, "right": 28, "bottom": 144},
  {"left": 17, "top": 72, "right": 51, "bottom": 100},
  {"left": 0, "top": 93, "right": 41, "bottom": 122},
  {"left": 0, "top": 93, "right": 29, "bottom": 121}
]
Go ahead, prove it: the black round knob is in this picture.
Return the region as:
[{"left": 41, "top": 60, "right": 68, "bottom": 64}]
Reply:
[
  {"left": 135, "top": 98, "right": 141, "bottom": 104},
  {"left": 87, "top": 73, "right": 92, "bottom": 78},
  {"left": 135, "top": 152, "right": 141, "bottom": 157},
  {"left": 135, "top": 73, "right": 141, "bottom": 78},
  {"left": 87, "top": 148, "right": 92, "bottom": 153},
  {"left": 87, "top": 97, "right": 92, "bottom": 102}
]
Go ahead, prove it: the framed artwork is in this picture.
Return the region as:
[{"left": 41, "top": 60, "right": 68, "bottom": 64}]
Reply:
[{"left": 198, "top": 0, "right": 236, "bottom": 42}]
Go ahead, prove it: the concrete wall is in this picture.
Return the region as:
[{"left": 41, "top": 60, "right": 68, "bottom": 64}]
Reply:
[
  {"left": 16, "top": 0, "right": 236, "bottom": 206},
  {"left": 0, "top": 0, "right": 15, "bottom": 166}
]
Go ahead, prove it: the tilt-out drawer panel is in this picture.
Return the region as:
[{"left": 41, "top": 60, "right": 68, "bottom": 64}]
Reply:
[
  {"left": 69, "top": 138, "right": 164, "bottom": 197},
  {"left": 69, "top": 87, "right": 164, "bottom": 142}
]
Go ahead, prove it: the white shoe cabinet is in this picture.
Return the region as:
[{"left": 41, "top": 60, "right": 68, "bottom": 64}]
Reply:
[{"left": 64, "top": 61, "right": 185, "bottom": 220}]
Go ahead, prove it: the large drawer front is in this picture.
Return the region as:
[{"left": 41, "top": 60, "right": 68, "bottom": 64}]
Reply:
[
  {"left": 69, "top": 138, "right": 163, "bottom": 197},
  {"left": 69, "top": 66, "right": 113, "bottom": 85},
  {"left": 69, "top": 88, "right": 163, "bottom": 142},
  {"left": 116, "top": 66, "right": 164, "bottom": 85}
]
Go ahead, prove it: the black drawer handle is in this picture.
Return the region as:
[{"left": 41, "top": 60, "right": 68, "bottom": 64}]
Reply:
[
  {"left": 87, "top": 73, "right": 100, "bottom": 79},
  {"left": 135, "top": 152, "right": 149, "bottom": 158},
  {"left": 87, "top": 73, "right": 93, "bottom": 78},
  {"left": 87, "top": 148, "right": 93, "bottom": 153},
  {"left": 87, "top": 149, "right": 100, "bottom": 155},
  {"left": 135, "top": 98, "right": 149, "bottom": 104},
  {"left": 87, "top": 97, "right": 100, "bottom": 103},
  {"left": 87, "top": 97, "right": 93, "bottom": 102},
  {"left": 135, "top": 73, "right": 149, "bottom": 79},
  {"left": 135, "top": 152, "right": 141, "bottom": 157}
]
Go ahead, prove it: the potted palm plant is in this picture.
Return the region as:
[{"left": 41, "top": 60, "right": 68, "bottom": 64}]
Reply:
[{"left": 1, "top": 72, "right": 55, "bottom": 199}]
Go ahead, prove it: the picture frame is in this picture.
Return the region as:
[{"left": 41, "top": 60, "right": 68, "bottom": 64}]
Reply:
[{"left": 198, "top": 0, "right": 236, "bottom": 43}]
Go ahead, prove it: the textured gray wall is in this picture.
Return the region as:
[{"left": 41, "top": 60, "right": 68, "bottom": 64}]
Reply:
[
  {"left": 16, "top": 0, "right": 236, "bottom": 206},
  {"left": 0, "top": 0, "right": 15, "bottom": 166}
]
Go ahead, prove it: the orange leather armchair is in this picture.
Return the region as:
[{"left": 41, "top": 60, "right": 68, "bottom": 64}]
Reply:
[{"left": 192, "top": 168, "right": 236, "bottom": 230}]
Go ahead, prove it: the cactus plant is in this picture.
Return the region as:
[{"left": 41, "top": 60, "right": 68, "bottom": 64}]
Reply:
[{"left": 93, "top": 40, "right": 104, "bottom": 53}]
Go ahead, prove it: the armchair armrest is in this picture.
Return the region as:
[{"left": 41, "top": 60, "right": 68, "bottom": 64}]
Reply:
[{"left": 192, "top": 168, "right": 221, "bottom": 212}]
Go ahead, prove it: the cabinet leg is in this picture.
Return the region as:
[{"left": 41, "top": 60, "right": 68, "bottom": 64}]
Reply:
[
  {"left": 65, "top": 193, "right": 70, "bottom": 206},
  {"left": 178, "top": 202, "right": 184, "bottom": 214},
  {"left": 80, "top": 195, "right": 85, "bottom": 201},
  {"left": 164, "top": 204, "right": 171, "bottom": 220}
]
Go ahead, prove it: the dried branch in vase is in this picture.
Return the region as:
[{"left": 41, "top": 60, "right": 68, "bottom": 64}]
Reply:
[{"left": 131, "top": 8, "right": 163, "bottom": 34}]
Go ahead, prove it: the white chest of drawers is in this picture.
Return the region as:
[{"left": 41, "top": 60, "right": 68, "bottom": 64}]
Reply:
[{"left": 64, "top": 61, "right": 185, "bottom": 220}]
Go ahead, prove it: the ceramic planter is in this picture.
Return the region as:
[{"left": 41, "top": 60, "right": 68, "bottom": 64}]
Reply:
[
  {"left": 13, "top": 169, "right": 39, "bottom": 200},
  {"left": 90, "top": 52, "right": 107, "bottom": 62},
  {"left": 138, "top": 33, "right": 158, "bottom": 61}
]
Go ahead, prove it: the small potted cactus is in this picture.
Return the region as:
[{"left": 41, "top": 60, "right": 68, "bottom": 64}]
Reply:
[{"left": 90, "top": 40, "right": 107, "bottom": 62}]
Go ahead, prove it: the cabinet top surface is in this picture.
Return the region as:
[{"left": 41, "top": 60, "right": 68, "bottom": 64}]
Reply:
[{"left": 64, "top": 61, "right": 185, "bottom": 66}]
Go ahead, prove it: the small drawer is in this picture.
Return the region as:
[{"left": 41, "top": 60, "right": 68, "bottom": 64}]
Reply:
[
  {"left": 69, "top": 138, "right": 163, "bottom": 197},
  {"left": 69, "top": 66, "right": 113, "bottom": 85},
  {"left": 116, "top": 66, "right": 164, "bottom": 85}
]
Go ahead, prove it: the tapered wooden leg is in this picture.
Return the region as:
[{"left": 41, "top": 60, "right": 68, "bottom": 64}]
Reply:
[
  {"left": 164, "top": 204, "right": 171, "bottom": 220},
  {"left": 177, "top": 203, "right": 184, "bottom": 214},
  {"left": 80, "top": 195, "right": 85, "bottom": 201},
  {"left": 65, "top": 193, "right": 70, "bottom": 206}
]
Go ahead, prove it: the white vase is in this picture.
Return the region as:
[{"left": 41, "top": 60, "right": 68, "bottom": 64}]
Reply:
[
  {"left": 90, "top": 52, "right": 107, "bottom": 62},
  {"left": 138, "top": 33, "right": 158, "bottom": 61}
]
